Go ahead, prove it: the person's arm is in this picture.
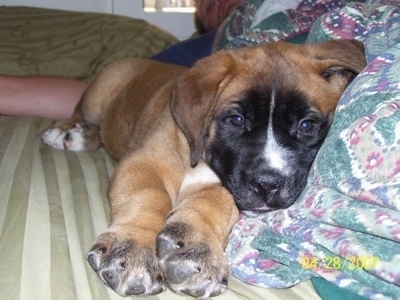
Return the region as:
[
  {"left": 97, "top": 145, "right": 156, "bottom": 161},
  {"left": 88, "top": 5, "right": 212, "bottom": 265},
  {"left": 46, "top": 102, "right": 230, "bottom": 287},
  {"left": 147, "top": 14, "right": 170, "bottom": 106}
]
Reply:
[{"left": 0, "top": 75, "right": 88, "bottom": 120}]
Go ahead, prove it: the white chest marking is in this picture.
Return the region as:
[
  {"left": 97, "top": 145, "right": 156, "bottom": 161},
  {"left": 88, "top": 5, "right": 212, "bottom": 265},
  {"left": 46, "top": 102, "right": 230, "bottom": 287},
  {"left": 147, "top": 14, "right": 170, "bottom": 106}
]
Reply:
[
  {"left": 263, "top": 90, "right": 289, "bottom": 174},
  {"left": 179, "top": 162, "right": 220, "bottom": 193}
]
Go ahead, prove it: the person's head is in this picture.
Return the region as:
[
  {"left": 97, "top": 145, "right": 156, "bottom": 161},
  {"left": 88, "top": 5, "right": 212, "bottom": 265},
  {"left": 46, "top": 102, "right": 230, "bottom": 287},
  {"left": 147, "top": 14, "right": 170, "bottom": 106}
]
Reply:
[{"left": 194, "top": 0, "right": 240, "bottom": 34}]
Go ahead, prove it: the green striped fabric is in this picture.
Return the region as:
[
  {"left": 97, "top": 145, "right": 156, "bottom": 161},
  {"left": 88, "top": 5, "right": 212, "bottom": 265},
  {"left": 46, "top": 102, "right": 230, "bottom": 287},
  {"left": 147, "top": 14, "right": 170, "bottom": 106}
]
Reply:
[{"left": 0, "top": 116, "right": 320, "bottom": 300}]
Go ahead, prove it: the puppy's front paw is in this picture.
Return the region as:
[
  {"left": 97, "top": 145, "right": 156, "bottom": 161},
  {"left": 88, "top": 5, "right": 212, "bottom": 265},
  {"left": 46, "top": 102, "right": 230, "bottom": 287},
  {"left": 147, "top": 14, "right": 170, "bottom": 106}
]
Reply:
[
  {"left": 87, "top": 232, "right": 165, "bottom": 296},
  {"left": 157, "top": 222, "right": 229, "bottom": 298}
]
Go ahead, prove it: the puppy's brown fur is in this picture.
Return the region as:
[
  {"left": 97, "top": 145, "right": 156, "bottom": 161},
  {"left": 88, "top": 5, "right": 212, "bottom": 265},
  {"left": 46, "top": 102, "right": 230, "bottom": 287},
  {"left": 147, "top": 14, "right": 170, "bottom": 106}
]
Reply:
[{"left": 43, "top": 40, "right": 366, "bottom": 297}]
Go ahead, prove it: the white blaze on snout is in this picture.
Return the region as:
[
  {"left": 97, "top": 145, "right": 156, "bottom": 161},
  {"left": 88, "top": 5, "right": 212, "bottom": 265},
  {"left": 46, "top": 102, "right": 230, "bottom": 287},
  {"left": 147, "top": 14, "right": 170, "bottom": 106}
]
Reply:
[{"left": 263, "top": 90, "right": 290, "bottom": 174}]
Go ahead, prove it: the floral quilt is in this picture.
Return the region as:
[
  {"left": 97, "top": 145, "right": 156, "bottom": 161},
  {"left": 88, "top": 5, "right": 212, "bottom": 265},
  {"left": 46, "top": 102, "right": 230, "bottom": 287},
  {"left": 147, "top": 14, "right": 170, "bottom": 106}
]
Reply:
[
  {"left": 222, "top": 0, "right": 400, "bottom": 299},
  {"left": 213, "top": 0, "right": 366, "bottom": 50}
]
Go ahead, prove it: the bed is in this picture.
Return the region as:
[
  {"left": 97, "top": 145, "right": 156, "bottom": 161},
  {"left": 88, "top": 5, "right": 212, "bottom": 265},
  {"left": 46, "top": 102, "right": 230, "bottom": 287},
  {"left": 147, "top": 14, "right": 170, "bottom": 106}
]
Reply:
[
  {"left": 0, "top": 5, "right": 320, "bottom": 300},
  {"left": 1, "top": 1, "right": 399, "bottom": 299}
]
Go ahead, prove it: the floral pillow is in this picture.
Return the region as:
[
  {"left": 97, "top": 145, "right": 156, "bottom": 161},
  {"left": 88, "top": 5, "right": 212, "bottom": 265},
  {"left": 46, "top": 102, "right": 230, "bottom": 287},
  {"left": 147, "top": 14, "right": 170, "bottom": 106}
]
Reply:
[{"left": 213, "top": 0, "right": 361, "bottom": 51}]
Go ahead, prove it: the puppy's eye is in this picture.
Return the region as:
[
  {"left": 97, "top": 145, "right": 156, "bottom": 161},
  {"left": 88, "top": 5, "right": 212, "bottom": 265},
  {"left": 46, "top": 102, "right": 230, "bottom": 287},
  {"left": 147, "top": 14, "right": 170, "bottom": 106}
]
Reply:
[
  {"left": 298, "top": 120, "right": 314, "bottom": 134},
  {"left": 230, "top": 115, "right": 245, "bottom": 127}
]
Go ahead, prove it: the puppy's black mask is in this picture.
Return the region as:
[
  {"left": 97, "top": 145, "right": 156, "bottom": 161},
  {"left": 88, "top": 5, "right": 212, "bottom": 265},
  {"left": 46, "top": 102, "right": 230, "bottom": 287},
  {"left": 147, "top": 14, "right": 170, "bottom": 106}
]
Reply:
[{"left": 206, "top": 85, "right": 330, "bottom": 210}]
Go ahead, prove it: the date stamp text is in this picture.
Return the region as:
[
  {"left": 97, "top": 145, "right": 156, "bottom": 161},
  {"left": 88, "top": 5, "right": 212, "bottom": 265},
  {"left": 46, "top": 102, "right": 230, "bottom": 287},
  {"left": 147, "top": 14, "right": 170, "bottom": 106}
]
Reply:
[{"left": 301, "top": 255, "right": 380, "bottom": 271}]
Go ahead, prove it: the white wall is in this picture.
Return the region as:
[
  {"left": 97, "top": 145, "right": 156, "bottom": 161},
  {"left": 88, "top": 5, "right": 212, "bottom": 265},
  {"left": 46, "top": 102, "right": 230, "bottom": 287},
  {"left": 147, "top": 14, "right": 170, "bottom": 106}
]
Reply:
[{"left": 113, "top": 0, "right": 195, "bottom": 40}]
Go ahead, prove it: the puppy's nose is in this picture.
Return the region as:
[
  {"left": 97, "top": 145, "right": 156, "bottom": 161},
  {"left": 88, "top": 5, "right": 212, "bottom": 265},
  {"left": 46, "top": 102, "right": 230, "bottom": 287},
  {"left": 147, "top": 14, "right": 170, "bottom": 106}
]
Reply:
[{"left": 249, "top": 173, "right": 284, "bottom": 198}]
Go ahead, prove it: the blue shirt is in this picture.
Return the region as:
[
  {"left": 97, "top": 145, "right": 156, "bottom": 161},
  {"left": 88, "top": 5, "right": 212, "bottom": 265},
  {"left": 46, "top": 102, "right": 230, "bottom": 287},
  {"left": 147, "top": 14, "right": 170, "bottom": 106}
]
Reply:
[{"left": 151, "top": 30, "right": 216, "bottom": 67}]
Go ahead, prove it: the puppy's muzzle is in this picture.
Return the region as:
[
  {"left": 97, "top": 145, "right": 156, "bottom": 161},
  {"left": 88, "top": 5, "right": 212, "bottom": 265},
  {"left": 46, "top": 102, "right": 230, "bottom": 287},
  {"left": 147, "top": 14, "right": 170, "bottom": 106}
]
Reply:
[
  {"left": 249, "top": 172, "right": 284, "bottom": 199},
  {"left": 248, "top": 170, "right": 287, "bottom": 209}
]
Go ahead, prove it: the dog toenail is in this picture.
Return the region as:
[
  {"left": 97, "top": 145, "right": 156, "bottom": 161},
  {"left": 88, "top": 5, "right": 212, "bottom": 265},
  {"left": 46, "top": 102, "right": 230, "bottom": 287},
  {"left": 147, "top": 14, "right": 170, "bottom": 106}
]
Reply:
[
  {"left": 221, "top": 277, "right": 228, "bottom": 288},
  {"left": 104, "top": 271, "right": 114, "bottom": 280},
  {"left": 156, "top": 274, "right": 163, "bottom": 284}
]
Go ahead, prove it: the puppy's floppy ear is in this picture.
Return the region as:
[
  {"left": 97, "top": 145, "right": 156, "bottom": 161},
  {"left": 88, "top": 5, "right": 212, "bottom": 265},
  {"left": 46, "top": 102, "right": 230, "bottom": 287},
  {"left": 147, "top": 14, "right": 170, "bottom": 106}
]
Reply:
[
  {"left": 307, "top": 39, "right": 366, "bottom": 86},
  {"left": 170, "top": 54, "right": 233, "bottom": 167}
]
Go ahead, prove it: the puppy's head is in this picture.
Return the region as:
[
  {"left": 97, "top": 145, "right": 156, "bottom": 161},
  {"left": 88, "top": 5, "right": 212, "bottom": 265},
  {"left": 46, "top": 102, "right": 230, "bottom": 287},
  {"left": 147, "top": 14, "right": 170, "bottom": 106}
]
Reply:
[{"left": 171, "top": 40, "right": 366, "bottom": 211}]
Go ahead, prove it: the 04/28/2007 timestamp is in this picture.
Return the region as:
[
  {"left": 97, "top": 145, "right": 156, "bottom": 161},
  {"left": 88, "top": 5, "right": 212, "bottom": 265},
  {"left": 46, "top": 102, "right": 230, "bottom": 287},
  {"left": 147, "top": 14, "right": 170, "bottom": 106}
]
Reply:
[{"left": 301, "top": 256, "right": 380, "bottom": 271}]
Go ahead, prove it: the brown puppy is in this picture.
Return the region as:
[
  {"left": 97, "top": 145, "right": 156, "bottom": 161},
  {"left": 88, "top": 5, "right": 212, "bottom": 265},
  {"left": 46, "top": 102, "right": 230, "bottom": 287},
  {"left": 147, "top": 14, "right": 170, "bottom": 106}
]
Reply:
[{"left": 42, "top": 40, "right": 366, "bottom": 298}]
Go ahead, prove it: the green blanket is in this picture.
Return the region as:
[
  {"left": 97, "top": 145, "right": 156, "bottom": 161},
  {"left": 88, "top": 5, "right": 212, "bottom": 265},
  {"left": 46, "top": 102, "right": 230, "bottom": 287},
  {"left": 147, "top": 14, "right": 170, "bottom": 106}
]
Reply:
[{"left": 0, "top": 6, "right": 178, "bottom": 79}]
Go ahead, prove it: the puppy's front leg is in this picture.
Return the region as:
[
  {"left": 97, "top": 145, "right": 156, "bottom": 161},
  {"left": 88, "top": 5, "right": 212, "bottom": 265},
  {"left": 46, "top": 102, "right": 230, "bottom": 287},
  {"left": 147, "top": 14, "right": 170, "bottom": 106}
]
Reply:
[
  {"left": 87, "top": 153, "right": 176, "bottom": 296},
  {"left": 157, "top": 163, "right": 239, "bottom": 298}
]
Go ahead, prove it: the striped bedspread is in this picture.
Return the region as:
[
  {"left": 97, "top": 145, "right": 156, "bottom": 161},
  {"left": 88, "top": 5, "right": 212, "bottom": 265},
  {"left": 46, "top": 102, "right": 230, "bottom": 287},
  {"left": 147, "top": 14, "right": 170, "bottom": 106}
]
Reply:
[{"left": 0, "top": 116, "right": 320, "bottom": 299}]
